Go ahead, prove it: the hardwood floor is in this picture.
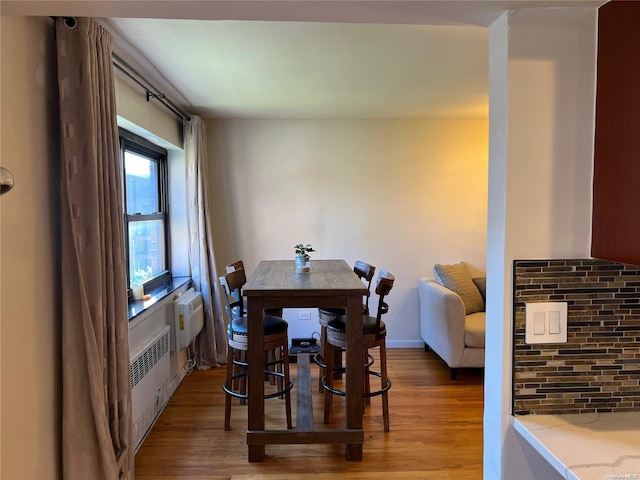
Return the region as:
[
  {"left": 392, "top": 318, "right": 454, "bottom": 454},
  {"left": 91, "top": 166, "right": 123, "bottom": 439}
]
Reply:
[{"left": 134, "top": 348, "right": 484, "bottom": 479}]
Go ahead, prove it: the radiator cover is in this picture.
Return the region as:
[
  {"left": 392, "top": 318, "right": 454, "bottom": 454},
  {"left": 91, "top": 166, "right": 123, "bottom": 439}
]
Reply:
[{"left": 130, "top": 324, "right": 170, "bottom": 452}]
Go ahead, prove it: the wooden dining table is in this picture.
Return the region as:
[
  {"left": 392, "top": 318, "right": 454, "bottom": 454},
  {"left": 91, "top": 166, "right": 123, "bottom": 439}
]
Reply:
[{"left": 243, "top": 259, "right": 368, "bottom": 462}]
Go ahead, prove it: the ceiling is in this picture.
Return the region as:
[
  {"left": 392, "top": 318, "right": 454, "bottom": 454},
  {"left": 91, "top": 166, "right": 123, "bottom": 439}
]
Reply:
[
  {"left": 3, "top": 0, "right": 605, "bottom": 120},
  {"left": 108, "top": 18, "right": 489, "bottom": 119}
]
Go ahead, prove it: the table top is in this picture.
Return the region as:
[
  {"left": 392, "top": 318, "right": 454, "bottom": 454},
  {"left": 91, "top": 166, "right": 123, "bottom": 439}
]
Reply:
[{"left": 244, "top": 259, "right": 367, "bottom": 297}]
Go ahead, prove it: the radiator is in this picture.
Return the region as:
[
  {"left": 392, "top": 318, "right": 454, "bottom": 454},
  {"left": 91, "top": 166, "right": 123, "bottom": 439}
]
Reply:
[
  {"left": 130, "top": 324, "right": 170, "bottom": 452},
  {"left": 172, "top": 288, "right": 204, "bottom": 352}
]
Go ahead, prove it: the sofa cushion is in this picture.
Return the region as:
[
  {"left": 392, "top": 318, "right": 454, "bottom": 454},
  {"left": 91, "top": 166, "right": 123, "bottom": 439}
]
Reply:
[
  {"left": 433, "top": 262, "right": 485, "bottom": 315},
  {"left": 472, "top": 277, "right": 486, "bottom": 302},
  {"left": 464, "top": 312, "right": 486, "bottom": 348}
]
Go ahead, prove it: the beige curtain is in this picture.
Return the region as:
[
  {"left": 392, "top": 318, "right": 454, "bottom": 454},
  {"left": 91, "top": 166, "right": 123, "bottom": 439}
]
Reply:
[
  {"left": 184, "top": 116, "right": 227, "bottom": 369},
  {"left": 57, "top": 18, "right": 134, "bottom": 479}
]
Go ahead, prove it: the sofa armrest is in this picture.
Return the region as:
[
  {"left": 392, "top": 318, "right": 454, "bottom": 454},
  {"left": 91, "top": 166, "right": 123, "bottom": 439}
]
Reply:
[{"left": 418, "top": 276, "right": 467, "bottom": 367}]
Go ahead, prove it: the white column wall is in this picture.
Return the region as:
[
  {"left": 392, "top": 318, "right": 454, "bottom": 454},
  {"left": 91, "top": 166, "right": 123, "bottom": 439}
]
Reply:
[{"left": 484, "top": 8, "right": 597, "bottom": 479}]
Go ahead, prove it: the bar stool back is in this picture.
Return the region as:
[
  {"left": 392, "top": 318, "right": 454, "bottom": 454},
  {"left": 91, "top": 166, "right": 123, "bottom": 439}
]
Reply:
[
  {"left": 225, "top": 259, "right": 283, "bottom": 318},
  {"left": 321, "top": 269, "right": 395, "bottom": 432},
  {"left": 315, "top": 260, "right": 375, "bottom": 391}
]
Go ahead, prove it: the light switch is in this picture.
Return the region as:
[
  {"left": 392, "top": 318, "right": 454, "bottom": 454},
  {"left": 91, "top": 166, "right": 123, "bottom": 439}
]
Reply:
[
  {"left": 534, "top": 312, "right": 546, "bottom": 334},
  {"left": 549, "top": 311, "right": 561, "bottom": 334},
  {"left": 525, "top": 302, "right": 568, "bottom": 344}
]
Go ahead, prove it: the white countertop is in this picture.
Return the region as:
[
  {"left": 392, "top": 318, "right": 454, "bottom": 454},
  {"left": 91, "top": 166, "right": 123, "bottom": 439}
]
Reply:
[{"left": 513, "top": 412, "right": 640, "bottom": 480}]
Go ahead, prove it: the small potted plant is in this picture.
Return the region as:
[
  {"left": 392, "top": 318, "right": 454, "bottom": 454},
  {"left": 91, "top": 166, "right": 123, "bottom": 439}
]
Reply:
[{"left": 294, "top": 243, "right": 315, "bottom": 274}]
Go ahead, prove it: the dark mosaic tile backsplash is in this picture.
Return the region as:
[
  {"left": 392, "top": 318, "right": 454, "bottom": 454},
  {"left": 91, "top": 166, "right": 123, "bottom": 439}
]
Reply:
[{"left": 513, "top": 259, "right": 640, "bottom": 415}]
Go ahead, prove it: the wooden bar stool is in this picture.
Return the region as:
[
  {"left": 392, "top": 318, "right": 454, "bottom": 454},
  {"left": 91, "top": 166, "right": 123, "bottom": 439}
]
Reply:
[
  {"left": 321, "top": 270, "right": 395, "bottom": 432},
  {"left": 315, "top": 260, "right": 375, "bottom": 392},
  {"left": 225, "top": 259, "right": 284, "bottom": 386},
  {"left": 219, "top": 268, "right": 293, "bottom": 431}
]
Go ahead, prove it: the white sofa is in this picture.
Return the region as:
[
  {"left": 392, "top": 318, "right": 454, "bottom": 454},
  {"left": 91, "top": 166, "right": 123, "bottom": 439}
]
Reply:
[{"left": 418, "top": 276, "right": 485, "bottom": 380}]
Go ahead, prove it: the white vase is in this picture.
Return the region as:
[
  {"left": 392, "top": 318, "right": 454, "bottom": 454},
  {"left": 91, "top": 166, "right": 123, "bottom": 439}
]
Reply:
[{"left": 295, "top": 256, "right": 311, "bottom": 274}]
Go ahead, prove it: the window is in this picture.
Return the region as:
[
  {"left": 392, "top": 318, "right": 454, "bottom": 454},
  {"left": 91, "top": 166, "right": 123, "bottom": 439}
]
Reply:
[{"left": 120, "top": 129, "right": 171, "bottom": 297}]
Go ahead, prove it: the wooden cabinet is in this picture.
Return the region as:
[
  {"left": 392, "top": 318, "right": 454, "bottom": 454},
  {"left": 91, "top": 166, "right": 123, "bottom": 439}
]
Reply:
[{"left": 591, "top": 1, "right": 640, "bottom": 266}]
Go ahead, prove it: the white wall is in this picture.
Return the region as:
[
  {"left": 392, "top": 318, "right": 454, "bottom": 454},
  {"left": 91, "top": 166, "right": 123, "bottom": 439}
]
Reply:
[
  {"left": 484, "top": 8, "right": 596, "bottom": 479},
  {"left": 0, "top": 16, "right": 61, "bottom": 479},
  {"left": 208, "top": 118, "right": 488, "bottom": 345}
]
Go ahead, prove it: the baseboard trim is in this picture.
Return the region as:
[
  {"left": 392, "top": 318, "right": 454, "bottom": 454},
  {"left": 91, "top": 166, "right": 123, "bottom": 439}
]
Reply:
[
  {"left": 386, "top": 340, "right": 424, "bottom": 349},
  {"left": 168, "top": 367, "right": 186, "bottom": 399}
]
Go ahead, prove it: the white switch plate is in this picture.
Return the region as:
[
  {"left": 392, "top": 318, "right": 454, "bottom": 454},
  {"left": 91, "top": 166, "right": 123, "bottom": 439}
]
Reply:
[{"left": 525, "top": 302, "right": 567, "bottom": 344}]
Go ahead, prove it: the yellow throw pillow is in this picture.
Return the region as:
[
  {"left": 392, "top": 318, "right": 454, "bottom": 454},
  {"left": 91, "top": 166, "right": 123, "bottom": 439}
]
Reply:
[{"left": 433, "top": 262, "right": 485, "bottom": 315}]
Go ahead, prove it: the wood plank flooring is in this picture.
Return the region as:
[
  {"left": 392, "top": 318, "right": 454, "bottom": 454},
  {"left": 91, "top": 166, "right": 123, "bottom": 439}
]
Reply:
[{"left": 134, "top": 348, "right": 484, "bottom": 479}]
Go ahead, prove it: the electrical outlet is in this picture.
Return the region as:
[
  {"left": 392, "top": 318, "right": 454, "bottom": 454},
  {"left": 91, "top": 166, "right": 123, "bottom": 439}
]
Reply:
[{"left": 298, "top": 311, "right": 311, "bottom": 320}]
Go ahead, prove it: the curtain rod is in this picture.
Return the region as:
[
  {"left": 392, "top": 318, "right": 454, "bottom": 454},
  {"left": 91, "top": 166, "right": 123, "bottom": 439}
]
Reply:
[
  {"left": 51, "top": 16, "right": 191, "bottom": 123},
  {"left": 112, "top": 52, "right": 191, "bottom": 122}
]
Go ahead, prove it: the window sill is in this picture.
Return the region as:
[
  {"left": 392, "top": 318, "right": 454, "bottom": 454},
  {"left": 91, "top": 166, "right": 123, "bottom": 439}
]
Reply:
[{"left": 128, "top": 276, "right": 191, "bottom": 321}]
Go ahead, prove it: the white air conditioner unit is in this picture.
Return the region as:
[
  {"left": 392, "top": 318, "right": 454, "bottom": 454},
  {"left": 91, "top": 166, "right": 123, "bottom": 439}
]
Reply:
[{"left": 172, "top": 288, "right": 204, "bottom": 351}]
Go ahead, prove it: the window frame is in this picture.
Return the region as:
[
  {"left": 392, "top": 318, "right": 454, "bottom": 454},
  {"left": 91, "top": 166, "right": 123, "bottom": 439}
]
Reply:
[{"left": 119, "top": 128, "right": 172, "bottom": 298}]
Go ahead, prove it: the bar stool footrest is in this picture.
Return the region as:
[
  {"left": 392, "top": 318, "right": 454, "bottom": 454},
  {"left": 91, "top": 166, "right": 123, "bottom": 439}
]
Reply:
[
  {"left": 321, "top": 370, "right": 391, "bottom": 398},
  {"left": 313, "top": 352, "right": 374, "bottom": 371},
  {"left": 223, "top": 371, "right": 294, "bottom": 400}
]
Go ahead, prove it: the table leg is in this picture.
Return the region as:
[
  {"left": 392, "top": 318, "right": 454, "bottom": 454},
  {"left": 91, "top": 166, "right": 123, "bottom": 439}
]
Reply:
[
  {"left": 345, "top": 294, "right": 364, "bottom": 461},
  {"left": 247, "top": 297, "right": 265, "bottom": 462}
]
